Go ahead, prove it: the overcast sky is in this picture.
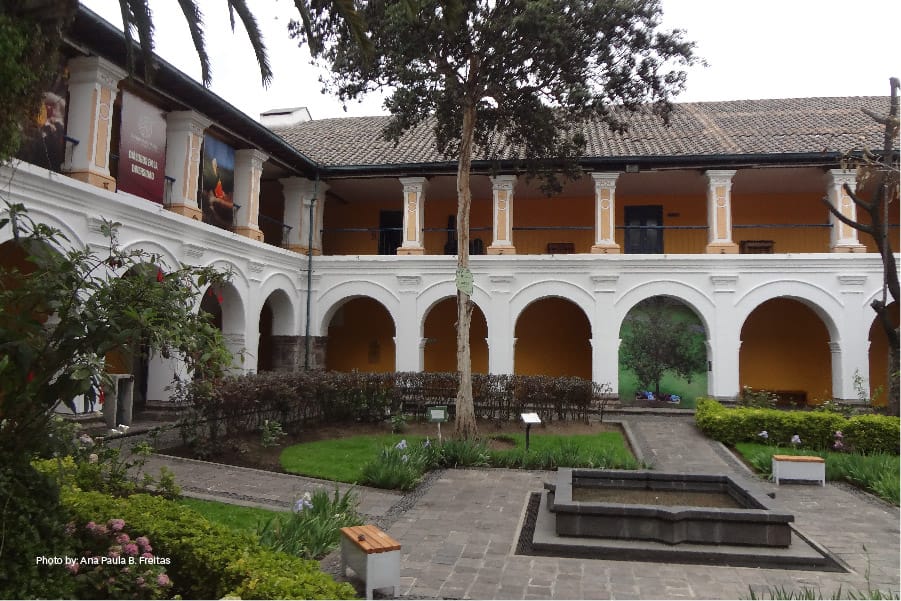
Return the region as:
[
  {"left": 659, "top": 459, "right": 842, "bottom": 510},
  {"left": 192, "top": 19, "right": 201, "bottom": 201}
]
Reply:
[{"left": 81, "top": 0, "right": 900, "bottom": 122}]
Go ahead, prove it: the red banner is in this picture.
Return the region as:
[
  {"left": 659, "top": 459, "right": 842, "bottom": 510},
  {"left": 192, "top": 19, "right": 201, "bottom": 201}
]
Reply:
[{"left": 118, "top": 91, "right": 167, "bottom": 203}]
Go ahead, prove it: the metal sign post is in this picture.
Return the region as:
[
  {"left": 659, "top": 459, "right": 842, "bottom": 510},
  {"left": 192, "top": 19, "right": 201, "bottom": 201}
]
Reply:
[
  {"left": 427, "top": 405, "right": 449, "bottom": 442},
  {"left": 520, "top": 412, "right": 541, "bottom": 451}
]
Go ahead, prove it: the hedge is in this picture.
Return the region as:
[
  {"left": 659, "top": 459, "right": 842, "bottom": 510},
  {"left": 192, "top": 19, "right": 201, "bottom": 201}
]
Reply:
[
  {"left": 176, "top": 370, "right": 614, "bottom": 448},
  {"left": 61, "top": 488, "right": 357, "bottom": 600},
  {"left": 696, "top": 398, "right": 900, "bottom": 454}
]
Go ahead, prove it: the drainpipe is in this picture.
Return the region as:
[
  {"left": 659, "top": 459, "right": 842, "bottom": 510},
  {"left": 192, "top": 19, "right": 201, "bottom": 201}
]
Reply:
[{"left": 304, "top": 173, "right": 319, "bottom": 370}]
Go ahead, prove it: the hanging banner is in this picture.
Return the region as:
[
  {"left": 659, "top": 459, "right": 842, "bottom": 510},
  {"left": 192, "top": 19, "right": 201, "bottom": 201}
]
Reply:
[
  {"left": 16, "top": 66, "right": 69, "bottom": 172},
  {"left": 201, "top": 135, "right": 236, "bottom": 228},
  {"left": 117, "top": 91, "right": 167, "bottom": 203}
]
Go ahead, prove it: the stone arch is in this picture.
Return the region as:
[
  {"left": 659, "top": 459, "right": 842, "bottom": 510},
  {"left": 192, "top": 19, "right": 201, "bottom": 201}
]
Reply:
[
  {"left": 513, "top": 295, "right": 592, "bottom": 379},
  {"left": 0, "top": 207, "right": 86, "bottom": 250},
  {"left": 422, "top": 296, "right": 489, "bottom": 374},
  {"left": 417, "top": 280, "right": 491, "bottom": 338},
  {"left": 315, "top": 280, "right": 400, "bottom": 337},
  {"left": 120, "top": 239, "right": 181, "bottom": 272},
  {"left": 613, "top": 280, "right": 714, "bottom": 340},
  {"left": 324, "top": 295, "right": 396, "bottom": 372},
  {"left": 509, "top": 280, "right": 595, "bottom": 337},
  {"left": 736, "top": 280, "right": 842, "bottom": 342}
]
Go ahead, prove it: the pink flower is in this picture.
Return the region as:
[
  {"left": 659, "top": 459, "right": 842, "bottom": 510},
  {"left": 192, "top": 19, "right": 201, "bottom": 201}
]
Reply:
[
  {"left": 116, "top": 532, "right": 130, "bottom": 544},
  {"left": 94, "top": 524, "right": 108, "bottom": 536},
  {"left": 66, "top": 562, "right": 79, "bottom": 574},
  {"left": 141, "top": 552, "right": 154, "bottom": 559},
  {"left": 65, "top": 522, "right": 76, "bottom": 536},
  {"left": 85, "top": 521, "right": 97, "bottom": 532},
  {"left": 135, "top": 536, "right": 150, "bottom": 550},
  {"left": 123, "top": 543, "right": 139, "bottom": 556},
  {"left": 136, "top": 576, "right": 145, "bottom": 587},
  {"left": 156, "top": 573, "right": 171, "bottom": 587},
  {"left": 108, "top": 519, "right": 126, "bottom": 531}
]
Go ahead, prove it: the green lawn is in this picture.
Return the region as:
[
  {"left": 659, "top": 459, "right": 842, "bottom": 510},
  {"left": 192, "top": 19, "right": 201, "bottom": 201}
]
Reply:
[
  {"left": 280, "top": 434, "right": 425, "bottom": 482},
  {"left": 178, "top": 497, "right": 287, "bottom": 534},
  {"left": 280, "top": 431, "right": 638, "bottom": 483}
]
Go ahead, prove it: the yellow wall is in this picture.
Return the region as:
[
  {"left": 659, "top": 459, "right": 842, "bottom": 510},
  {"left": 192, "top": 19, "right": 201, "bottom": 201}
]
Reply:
[
  {"left": 514, "top": 297, "right": 591, "bottom": 378},
  {"left": 733, "top": 193, "right": 832, "bottom": 253},
  {"left": 868, "top": 302, "right": 899, "bottom": 406},
  {"left": 615, "top": 195, "right": 707, "bottom": 253},
  {"left": 512, "top": 196, "right": 594, "bottom": 254},
  {"left": 740, "top": 298, "right": 832, "bottom": 402},
  {"left": 323, "top": 197, "right": 399, "bottom": 255},
  {"left": 326, "top": 297, "right": 396, "bottom": 372},
  {"left": 423, "top": 298, "right": 488, "bottom": 373},
  {"left": 422, "top": 196, "right": 493, "bottom": 255}
]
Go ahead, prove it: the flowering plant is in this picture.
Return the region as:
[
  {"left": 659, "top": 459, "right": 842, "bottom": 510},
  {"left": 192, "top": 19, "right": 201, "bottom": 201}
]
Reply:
[
  {"left": 66, "top": 518, "right": 173, "bottom": 599},
  {"left": 790, "top": 434, "right": 802, "bottom": 447},
  {"left": 832, "top": 430, "right": 846, "bottom": 451}
]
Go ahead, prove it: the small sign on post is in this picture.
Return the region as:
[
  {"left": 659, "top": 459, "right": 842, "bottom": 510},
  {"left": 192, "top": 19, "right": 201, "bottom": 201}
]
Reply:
[
  {"left": 520, "top": 412, "right": 541, "bottom": 451},
  {"left": 427, "top": 405, "right": 448, "bottom": 442}
]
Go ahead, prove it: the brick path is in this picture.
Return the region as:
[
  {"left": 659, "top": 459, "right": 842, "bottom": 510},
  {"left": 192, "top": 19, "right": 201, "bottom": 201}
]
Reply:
[{"left": 143, "top": 414, "right": 900, "bottom": 599}]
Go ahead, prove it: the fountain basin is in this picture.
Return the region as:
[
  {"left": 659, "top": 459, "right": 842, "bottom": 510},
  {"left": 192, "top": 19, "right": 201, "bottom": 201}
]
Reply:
[{"left": 547, "top": 468, "right": 793, "bottom": 547}]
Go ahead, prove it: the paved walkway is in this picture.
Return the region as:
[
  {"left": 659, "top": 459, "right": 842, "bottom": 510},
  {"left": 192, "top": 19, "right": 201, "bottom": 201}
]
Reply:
[{"left": 142, "top": 415, "right": 900, "bottom": 599}]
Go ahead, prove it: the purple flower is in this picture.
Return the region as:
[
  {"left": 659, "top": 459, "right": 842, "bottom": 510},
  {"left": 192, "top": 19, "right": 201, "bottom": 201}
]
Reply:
[
  {"left": 123, "top": 543, "right": 139, "bottom": 556},
  {"left": 293, "top": 492, "right": 313, "bottom": 513},
  {"left": 395, "top": 439, "right": 408, "bottom": 450},
  {"left": 94, "top": 524, "right": 108, "bottom": 536},
  {"left": 136, "top": 576, "right": 145, "bottom": 587},
  {"left": 833, "top": 440, "right": 844, "bottom": 450},
  {"left": 790, "top": 434, "right": 802, "bottom": 445},
  {"left": 758, "top": 430, "right": 768, "bottom": 440},
  {"left": 66, "top": 562, "right": 79, "bottom": 575},
  {"left": 85, "top": 521, "right": 97, "bottom": 532},
  {"left": 157, "top": 573, "right": 171, "bottom": 587},
  {"left": 116, "top": 532, "right": 130, "bottom": 544},
  {"left": 141, "top": 552, "right": 154, "bottom": 559},
  {"left": 108, "top": 519, "right": 125, "bottom": 531},
  {"left": 834, "top": 430, "right": 844, "bottom": 439},
  {"left": 136, "top": 536, "right": 151, "bottom": 551}
]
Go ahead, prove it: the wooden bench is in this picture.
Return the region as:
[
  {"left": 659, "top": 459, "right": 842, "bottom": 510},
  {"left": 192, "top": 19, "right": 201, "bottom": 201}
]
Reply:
[
  {"left": 339, "top": 525, "right": 401, "bottom": 599},
  {"left": 772, "top": 454, "right": 825, "bottom": 486}
]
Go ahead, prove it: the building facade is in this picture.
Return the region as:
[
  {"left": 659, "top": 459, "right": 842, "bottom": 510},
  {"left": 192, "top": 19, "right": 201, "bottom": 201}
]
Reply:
[{"left": 2, "top": 6, "right": 898, "bottom": 410}]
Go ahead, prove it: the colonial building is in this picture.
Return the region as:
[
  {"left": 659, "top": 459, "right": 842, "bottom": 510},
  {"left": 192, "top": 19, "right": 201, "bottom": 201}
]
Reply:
[{"left": 2, "top": 5, "right": 897, "bottom": 412}]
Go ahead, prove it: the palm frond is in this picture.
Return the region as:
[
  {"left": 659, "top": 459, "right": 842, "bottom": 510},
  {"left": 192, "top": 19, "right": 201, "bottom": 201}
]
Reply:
[
  {"left": 175, "top": 0, "right": 211, "bottom": 86},
  {"left": 126, "top": 0, "right": 156, "bottom": 83},
  {"left": 227, "top": 0, "right": 272, "bottom": 86}
]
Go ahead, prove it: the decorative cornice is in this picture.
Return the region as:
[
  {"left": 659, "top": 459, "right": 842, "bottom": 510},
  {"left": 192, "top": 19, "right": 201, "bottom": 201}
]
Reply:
[{"left": 183, "top": 243, "right": 205, "bottom": 259}]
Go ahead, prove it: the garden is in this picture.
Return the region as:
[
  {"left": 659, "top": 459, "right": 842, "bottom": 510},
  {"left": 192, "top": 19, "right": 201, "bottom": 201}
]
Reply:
[{"left": 695, "top": 397, "right": 900, "bottom": 505}]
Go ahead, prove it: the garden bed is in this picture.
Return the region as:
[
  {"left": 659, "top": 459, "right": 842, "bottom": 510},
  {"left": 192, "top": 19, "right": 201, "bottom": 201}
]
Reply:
[{"left": 161, "top": 418, "right": 621, "bottom": 473}]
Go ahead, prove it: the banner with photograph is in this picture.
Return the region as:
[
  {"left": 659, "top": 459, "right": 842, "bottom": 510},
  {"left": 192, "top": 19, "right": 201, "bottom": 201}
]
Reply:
[
  {"left": 16, "top": 66, "right": 69, "bottom": 172},
  {"left": 201, "top": 135, "right": 236, "bottom": 228},
  {"left": 117, "top": 91, "right": 167, "bottom": 203}
]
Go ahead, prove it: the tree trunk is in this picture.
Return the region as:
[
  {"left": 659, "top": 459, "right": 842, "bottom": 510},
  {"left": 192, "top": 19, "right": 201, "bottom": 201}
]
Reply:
[{"left": 454, "top": 101, "right": 478, "bottom": 439}]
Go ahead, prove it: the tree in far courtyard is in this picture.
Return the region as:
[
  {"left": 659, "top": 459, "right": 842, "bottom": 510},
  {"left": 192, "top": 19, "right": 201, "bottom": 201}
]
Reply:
[
  {"left": 822, "top": 78, "right": 900, "bottom": 416},
  {"left": 620, "top": 297, "right": 706, "bottom": 400},
  {"left": 296, "top": 0, "right": 700, "bottom": 438}
]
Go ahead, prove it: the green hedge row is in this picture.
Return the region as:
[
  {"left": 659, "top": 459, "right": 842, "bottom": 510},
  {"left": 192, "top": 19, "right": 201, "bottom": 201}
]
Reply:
[
  {"left": 176, "top": 370, "right": 614, "bottom": 448},
  {"left": 695, "top": 398, "right": 900, "bottom": 454},
  {"left": 61, "top": 488, "right": 357, "bottom": 600}
]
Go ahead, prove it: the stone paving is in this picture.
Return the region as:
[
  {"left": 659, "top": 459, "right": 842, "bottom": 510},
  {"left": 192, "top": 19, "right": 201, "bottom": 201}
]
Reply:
[{"left": 143, "top": 414, "right": 900, "bottom": 600}]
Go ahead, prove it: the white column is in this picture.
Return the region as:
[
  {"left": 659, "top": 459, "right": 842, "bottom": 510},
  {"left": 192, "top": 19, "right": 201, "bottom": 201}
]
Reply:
[
  {"left": 590, "top": 172, "right": 621, "bottom": 254},
  {"left": 591, "top": 275, "right": 619, "bottom": 390},
  {"left": 826, "top": 169, "right": 867, "bottom": 253},
  {"left": 394, "top": 291, "right": 421, "bottom": 372},
  {"left": 487, "top": 275, "right": 515, "bottom": 374},
  {"left": 398, "top": 177, "right": 427, "bottom": 255},
  {"left": 705, "top": 170, "right": 739, "bottom": 254},
  {"left": 710, "top": 275, "right": 741, "bottom": 400},
  {"left": 164, "top": 110, "right": 211, "bottom": 220},
  {"left": 233, "top": 149, "right": 269, "bottom": 241},
  {"left": 487, "top": 175, "right": 517, "bottom": 255},
  {"left": 280, "top": 177, "right": 317, "bottom": 253},
  {"left": 63, "top": 56, "right": 127, "bottom": 191}
]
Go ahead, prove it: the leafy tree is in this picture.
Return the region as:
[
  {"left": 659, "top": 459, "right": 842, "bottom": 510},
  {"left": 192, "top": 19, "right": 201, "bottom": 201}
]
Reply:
[
  {"left": 822, "top": 78, "right": 900, "bottom": 416},
  {"left": 297, "top": 0, "right": 699, "bottom": 437},
  {"left": 620, "top": 297, "right": 706, "bottom": 399},
  {"left": 0, "top": 201, "right": 232, "bottom": 459}
]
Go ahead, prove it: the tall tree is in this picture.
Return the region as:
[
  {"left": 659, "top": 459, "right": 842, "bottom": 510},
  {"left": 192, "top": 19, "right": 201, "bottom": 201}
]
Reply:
[
  {"left": 823, "top": 78, "right": 900, "bottom": 415},
  {"left": 620, "top": 297, "right": 706, "bottom": 399},
  {"left": 298, "top": 0, "right": 699, "bottom": 438}
]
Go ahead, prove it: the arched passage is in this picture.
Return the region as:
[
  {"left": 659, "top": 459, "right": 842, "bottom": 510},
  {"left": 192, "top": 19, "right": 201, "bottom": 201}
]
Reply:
[
  {"left": 200, "top": 281, "right": 246, "bottom": 371},
  {"left": 868, "top": 301, "right": 899, "bottom": 407},
  {"left": 257, "top": 289, "right": 295, "bottom": 372},
  {"left": 617, "top": 296, "right": 708, "bottom": 400},
  {"left": 740, "top": 297, "right": 832, "bottom": 405},
  {"left": 423, "top": 298, "right": 488, "bottom": 373},
  {"left": 325, "top": 297, "right": 396, "bottom": 372},
  {"left": 514, "top": 297, "right": 591, "bottom": 379}
]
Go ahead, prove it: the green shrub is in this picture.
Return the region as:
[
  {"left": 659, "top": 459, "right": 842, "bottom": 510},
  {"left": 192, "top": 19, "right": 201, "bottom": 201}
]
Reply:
[
  {"left": 696, "top": 399, "right": 899, "bottom": 454},
  {"left": 844, "top": 414, "right": 901, "bottom": 454},
  {"left": 61, "top": 489, "right": 356, "bottom": 600},
  {"left": 0, "top": 461, "right": 75, "bottom": 599}
]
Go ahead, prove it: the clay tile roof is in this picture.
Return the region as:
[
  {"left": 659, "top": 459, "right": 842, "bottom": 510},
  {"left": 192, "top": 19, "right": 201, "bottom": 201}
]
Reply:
[{"left": 272, "top": 96, "right": 893, "bottom": 169}]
